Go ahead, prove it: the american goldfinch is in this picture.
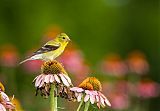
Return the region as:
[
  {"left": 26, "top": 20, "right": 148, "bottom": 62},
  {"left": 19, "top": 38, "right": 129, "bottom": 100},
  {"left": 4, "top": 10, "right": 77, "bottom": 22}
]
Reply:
[{"left": 20, "top": 33, "right": 70, "bottom": 64}]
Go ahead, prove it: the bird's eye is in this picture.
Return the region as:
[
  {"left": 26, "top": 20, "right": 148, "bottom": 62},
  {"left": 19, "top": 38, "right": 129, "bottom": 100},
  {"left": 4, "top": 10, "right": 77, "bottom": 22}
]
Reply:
[{"left": 62, "top": 37, "right": 65, "bottom": 39}]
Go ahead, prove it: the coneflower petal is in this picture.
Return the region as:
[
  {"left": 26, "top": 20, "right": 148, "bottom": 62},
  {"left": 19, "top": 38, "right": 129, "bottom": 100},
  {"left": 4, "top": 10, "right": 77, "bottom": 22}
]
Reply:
[
  {"left": 50, "top": 75, "right": 55, "bottom": 83},
  {"left": 105, "top": 98, "right": 111, "bottom": 107},
  {"left": 100, "top": 96, "right": 105, "bottom": 107},
  {"left": 96, "top": 95, "right": 99, "bottom": 102},
  {"left": 61, "top": 74, "right": 72, "bottom": 84},
  {"left": 0, "top": 92, "right": 10, "bottom": 102},
  {"left": 0, "top": 104, "right": 6, "bottom": 111},
  {"left": 54, "top": 75, "right": 61, "bottom": 83},
  {"left": 84, "top": 94, "right": 90, "bottom": 102},
  {"left": 90, "top": 94, "right": 95, "bottom": 104},
  {"left": 77, "top": 93, "right": 82, "bottom": 102},
  {"left": 59, "top": 74, "right": 70, "bottom": 87},
  {"left": 44, "top": 75, "right": 50, "bottom": 83},
  {"left": 35, "top": 74, "right": 43, "bottom": 87}
]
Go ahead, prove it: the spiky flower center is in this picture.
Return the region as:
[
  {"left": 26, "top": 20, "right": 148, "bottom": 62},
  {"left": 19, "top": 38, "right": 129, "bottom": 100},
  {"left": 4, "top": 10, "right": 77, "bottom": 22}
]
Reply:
[
  {"left": 41, "top": 60, "right": 67, "bottom": 75},
  {"left": 79, "top": 77, "right": 102, "bottom": 91}
]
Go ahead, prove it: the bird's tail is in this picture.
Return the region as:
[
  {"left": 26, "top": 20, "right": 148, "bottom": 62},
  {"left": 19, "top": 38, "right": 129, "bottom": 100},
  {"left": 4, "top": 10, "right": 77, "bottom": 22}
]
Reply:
[{"left": 19, "top": 58, "right": 32, "bottom": 64}]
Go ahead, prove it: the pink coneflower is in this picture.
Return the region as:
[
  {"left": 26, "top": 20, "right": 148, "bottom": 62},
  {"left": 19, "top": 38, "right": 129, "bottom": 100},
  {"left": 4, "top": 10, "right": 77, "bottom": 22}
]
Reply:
[
  {"left": 0, "top": 82, "right": 15, "bottom": 111},
  {"left": 22, "top": 60, "right": 43, "bottom": 73},
  {"left": 100, "top": 54, "right": 128, "bottom": 77},
  {"left": 0, "top": 44, "right": 19, "bottom": 67},
  {"left": 70, "top": 77, "right": 111, "bottom": 110},
  {"left": 135, "top": 80, "right": 159, "bottom": 98},
  {"left": 110, "top": 92, "right": 129, "bottom": 110},
  {"left": 21, "top": 49, "right": 44, "bottom": 73},
  {"left": 33, "top": 60, "right": 75, "bottom": 100},
  {"left": 102, "top": 81, "right": 130, "bottom": 110},
  {"left": 127, "top": 51, "right": 149, "bottom": 74}
]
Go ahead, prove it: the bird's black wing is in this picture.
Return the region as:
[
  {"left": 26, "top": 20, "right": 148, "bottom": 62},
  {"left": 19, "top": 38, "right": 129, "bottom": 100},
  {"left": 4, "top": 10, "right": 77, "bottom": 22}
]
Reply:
[{"left": 32, "top": 44, "right": 60, "bottom": 55}]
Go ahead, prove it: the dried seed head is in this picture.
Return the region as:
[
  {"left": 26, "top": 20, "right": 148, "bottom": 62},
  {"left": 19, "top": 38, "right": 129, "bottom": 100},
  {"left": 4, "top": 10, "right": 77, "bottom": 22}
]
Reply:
[
  {"left": 57, "top": 84, "right": 76, "bottom": 101},
  {"left": 35, "top": 83, "right": 51, "bottom": 98}
]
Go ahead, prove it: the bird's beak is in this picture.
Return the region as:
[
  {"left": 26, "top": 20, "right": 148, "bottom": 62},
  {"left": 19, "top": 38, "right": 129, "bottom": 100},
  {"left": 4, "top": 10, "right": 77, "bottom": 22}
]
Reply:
[{"left": 67, "top": 38, "right": 71, "bottom": 42}]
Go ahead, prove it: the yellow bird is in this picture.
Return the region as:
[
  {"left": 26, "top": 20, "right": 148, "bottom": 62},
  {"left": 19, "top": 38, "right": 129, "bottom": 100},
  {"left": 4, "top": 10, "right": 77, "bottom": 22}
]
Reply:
[{"left": 20, "top": 33, "right": 70, "bottom": 64}]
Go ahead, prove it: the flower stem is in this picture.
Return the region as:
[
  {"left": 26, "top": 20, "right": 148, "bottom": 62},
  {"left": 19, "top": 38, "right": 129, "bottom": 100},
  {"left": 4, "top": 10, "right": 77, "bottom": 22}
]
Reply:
[
  {"left": 54, "top": 87, "right": 57, "bottom": 111},
  {"left": 84, "top": 100, "right": 90, "bottom": 111},
  {"left": 50, "top": 84, "right": 57, "bottom": 111},
  {"left": 76, "top": 96, "right": 84, "bottom": 111}
]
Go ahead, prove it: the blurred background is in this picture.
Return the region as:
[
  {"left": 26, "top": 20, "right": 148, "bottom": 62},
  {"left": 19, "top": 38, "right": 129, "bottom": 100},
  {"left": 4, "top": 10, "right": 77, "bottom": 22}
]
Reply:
[{"left": 0, "top": 0, "right": 159, "bottom": 111}]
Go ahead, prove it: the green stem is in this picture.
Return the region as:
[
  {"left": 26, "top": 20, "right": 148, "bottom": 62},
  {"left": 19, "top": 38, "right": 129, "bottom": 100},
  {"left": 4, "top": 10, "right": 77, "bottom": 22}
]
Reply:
[
  {"left": 76, "top": 96, "right": 84, "bottom": 111},
  {"left": 84, "top": 100, "right": 90, "bottom": 111},
  {"left": 54, "top": 87, "right": 57, "bottom": 111},
  {"left": 50, "top": 84, "right": 57, "bottom": 111}
]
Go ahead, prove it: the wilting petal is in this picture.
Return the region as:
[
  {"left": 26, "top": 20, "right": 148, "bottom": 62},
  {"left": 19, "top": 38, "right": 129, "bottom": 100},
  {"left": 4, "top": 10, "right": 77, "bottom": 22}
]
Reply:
[
  {"left": 35, "top": 75, "right": 43, "bottom": 87},
  {"left": 39, "top": 80, "right": 44, "bottom": 88},
  {"left": 77, "top": 93, "right": 82, "bottom": 102},
  {"left": 76, "top": 88, "right": 84, "bottom": 92},
  {"left": 50, "top": 75, "right": 55, "bottom": 83},
  {"left": 59, "top": 74, "right": 70, "bottom": 86},
  {"left": 92, "top": 91, "right": 98, "bottom": 95},
  {"left": 0, "top": 104, "right": 6, "bottom": 111},
  {"left": 97, "top": 103, "right": 100, "bottom": 109},
  {"left": 100, "top": 96, "right": 105, "bottom": 107},
  {"left": 75, "top": 92, "right": 79, "bottom": 97},
  {"left": 104, "top": 98, "right": 111, "bottom": 106},
  {"left": 70, "top": 87, "right": 84, "bottom": 92},
  {"left": 84, "top": 94, "right": 90, "bottom": 102},
  {"left": 90, "top": 94, "right": 95, "bottom": 104},
  {"left": 96, "top": 95, "right": 99, "bottom": 102},
  {"left": 39, "top": 75, "right": 45, "bottom": 87},
  {"left": 85, "top": 90, "right": 92, "bottom": 95},
  {"left": 61, "top": 74, "right": 72, "bottom": 84},
  {"left": 54, "top": 75, "right": 60, "bottom": 83},
  {"left": 99, "top": 92, "right": 107, "bottom": 99},
  {"left": 99, "top": 92, "right": 111, "bottom": 106},
  {"left": 70, "top": 87, "right": 78, "bottom": 91},
  {"left": 44, "top": 75, "right": 50, "bottom": 83},
  {"left": 32, "top": 75, "right": 39, "bottom": 82}
]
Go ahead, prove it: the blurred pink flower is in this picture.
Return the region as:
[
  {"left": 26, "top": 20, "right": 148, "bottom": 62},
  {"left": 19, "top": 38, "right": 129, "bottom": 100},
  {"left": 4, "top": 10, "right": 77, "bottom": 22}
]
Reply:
[
  {"left": 127, "top": 51, "right": 149, "bottom": 74},
  {"left": 102, "top": 81, "right": 130, "bottom": 95},
  {"left": 135, "top": 80, "right": 159, "bottom": 98},
  {"left": 58, "top": 44, "right": 90, "bottom": 84},
  {"left": 102, "top": 81, "right": 130, "bottom": 110},
  {"left": 21, "top": 50, "right": 43, "bottom": 73},
  {"left": 102, "top": 82, "right": 113, "bottom": 94},
  {"left": 0, "top": 44, "right": 19, "bottom": 67},
  {"left": 110, "top": 92, "right": 129, "bottom": 110},
  {"left": 114, "top": 81, "right": 129, "bottom": 94},
  {"left": 22, "top": 60, "right": 43, "bottom": 73},
  {"left": 100, "top": 54, "right": 128, "bottom": 77}
]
